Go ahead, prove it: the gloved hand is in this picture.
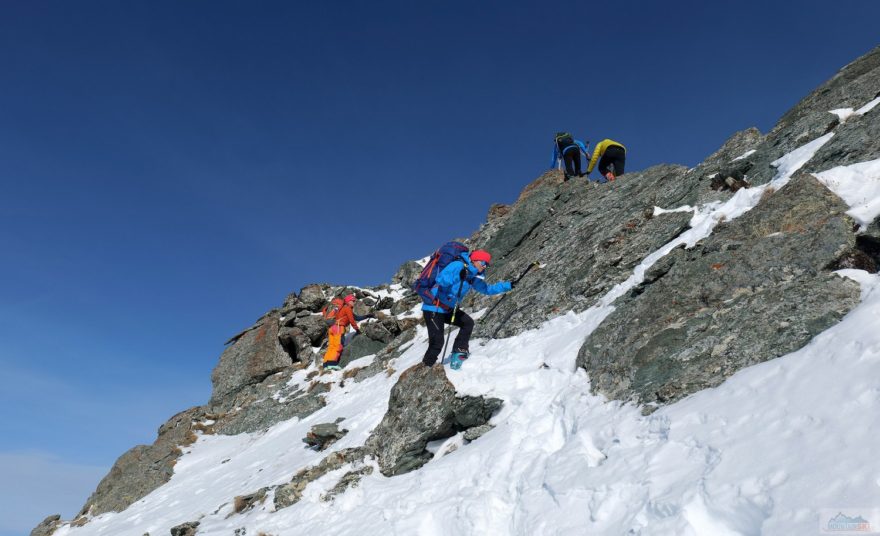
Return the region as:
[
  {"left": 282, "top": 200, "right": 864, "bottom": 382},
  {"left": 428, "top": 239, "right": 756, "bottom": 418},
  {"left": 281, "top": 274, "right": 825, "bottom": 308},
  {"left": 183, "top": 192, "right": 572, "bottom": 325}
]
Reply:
[
  {"left": 509, "top": 280, "right": 517, "bottom": 289},
  {"left": 460, "top": 268, "right": 469, "bottom": 281}
]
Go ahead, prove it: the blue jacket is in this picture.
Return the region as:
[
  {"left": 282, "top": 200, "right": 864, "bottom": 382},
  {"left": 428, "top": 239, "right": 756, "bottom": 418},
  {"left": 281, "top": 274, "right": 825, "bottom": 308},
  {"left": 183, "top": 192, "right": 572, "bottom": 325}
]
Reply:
[
  {"left": 421, "top": 252, "right": 512, "bottom": 313},
  {"left": 550, "top": 139, "right": 589, "bottom": 168}
]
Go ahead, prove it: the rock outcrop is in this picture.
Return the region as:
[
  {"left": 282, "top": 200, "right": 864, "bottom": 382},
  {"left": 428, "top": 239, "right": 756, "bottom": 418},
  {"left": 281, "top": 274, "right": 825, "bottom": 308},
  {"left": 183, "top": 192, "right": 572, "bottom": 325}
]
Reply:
[
  {"left": 303, "top": 422, "right": 348, "bottom": 450},
  {"left": 29, "top": 515, "right": 61, "bottom": 536},
  {"left": 75, "top": 406, "right": 206, "bottom": 518},
  {"left": 365, "top": 364, "right": 502, "bottom": 476},
  {"left": 471, "top": 164, "right": 698, "bottom": 338},
  {"left": 578, "top": 174, "right": 862, "bottom": 406},
  {"left": 210, "top": 310, "right": 292, "bottom": 403}
]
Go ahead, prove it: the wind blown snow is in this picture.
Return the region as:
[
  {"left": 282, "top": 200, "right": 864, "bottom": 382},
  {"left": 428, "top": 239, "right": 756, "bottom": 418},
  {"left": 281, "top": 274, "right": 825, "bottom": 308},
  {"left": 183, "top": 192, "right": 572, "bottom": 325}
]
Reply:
[
  {"left": 829, "top": 95, "right": 880, "bottom": 123},
  {"left": 815, "top": 157, "right": 880, "bottom": 227},
  {"left": 54, "top": 133, "right": 880, "bottom": 536}
]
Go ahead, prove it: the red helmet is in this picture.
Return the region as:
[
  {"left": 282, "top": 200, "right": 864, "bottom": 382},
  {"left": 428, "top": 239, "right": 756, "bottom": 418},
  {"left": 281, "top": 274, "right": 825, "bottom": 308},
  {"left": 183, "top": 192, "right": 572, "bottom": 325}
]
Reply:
[
  {"left": 344, "top": 294, "right": 356, "bottom": 304},
  {"left": 470, "top": 250, "right": 492, "bottom": 265}
]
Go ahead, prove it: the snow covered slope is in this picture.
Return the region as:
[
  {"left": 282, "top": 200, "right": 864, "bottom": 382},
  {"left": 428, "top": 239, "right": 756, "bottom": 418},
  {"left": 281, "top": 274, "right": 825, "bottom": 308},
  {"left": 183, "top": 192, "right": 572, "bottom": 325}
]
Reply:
[{"left": 48, "top": 133, "right": 880, "bottom": 535}]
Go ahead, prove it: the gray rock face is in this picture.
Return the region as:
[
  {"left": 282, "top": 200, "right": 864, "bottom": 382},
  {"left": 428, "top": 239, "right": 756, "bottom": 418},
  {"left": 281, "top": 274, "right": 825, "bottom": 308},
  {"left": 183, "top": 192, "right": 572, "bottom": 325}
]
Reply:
[
  {"left": 805, "top": 100, "right": 880, "bottom": 173},
  {"left": 338, "top": 333, "right": 386, "bottom": 367},
  {"left": 390, "top": 293, "right": 420, "bottom": 315},
  {"left": 29, "top": 515, "right": 61, "bottom": 536},
  {"left": 208, "top": 369, "right": 327, "bottom": 436},
  {"left": 472, "top": 164, "right": 698, "bottom": 339},
  {"left": 290, "top": 314, "right": 328, "bottom": 346},
  {"left": 482, "top": 173, "right": 560, "bottom": 260},
  {"left": 578, "top": 174, "right": 862, "bottom": 406},
  {"left": 210, "top": 311, "right": 292, "bottom": 403},
  {"left": 277, "top": 326, "right": 314, "bottom": 365},
  {"left": 365, "top": 364, "right": 502, "bottom": 476},
  {"left": 298, "top": 284, "right": 328, "bottom": 312},
  {"left": 360, "top": 320, "right": 395, "bottom": 343}
]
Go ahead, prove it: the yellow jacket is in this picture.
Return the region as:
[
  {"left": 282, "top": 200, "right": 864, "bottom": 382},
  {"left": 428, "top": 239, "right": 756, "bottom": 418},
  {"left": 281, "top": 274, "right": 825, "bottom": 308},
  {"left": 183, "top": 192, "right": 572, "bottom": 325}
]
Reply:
[{"left": 587, "top": 139, "right": 626, "bottom": 173}]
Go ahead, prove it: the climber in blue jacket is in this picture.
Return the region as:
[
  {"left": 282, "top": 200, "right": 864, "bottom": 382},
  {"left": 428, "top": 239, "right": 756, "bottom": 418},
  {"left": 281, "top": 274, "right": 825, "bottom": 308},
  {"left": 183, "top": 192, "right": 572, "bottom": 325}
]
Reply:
[
  {"left": 550, "top": 132, "right": 590, "bottom": 180},
  {"left": 422, "top": 250, "right": 512, "bottom": 368}
]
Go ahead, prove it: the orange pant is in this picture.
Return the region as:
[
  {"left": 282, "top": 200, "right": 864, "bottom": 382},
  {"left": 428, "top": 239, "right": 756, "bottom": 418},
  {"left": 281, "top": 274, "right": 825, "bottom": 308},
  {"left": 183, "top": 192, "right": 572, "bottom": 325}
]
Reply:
[{"left": 323, "top": 324, "right": 344, "bottom": 365}]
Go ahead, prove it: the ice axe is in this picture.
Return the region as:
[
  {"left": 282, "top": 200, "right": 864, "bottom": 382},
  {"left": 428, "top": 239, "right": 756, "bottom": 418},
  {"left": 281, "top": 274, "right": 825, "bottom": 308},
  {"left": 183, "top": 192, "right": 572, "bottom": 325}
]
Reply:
[{"left": 482, "top": 261, "right": 544, "bottom": 335}]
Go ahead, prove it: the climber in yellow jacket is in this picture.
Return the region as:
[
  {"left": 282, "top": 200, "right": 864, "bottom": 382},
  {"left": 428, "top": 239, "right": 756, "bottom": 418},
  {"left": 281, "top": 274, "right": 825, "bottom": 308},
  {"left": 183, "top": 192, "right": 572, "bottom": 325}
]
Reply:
[{"left": 587, "top": 139, "right": 627, "bottom": 182}]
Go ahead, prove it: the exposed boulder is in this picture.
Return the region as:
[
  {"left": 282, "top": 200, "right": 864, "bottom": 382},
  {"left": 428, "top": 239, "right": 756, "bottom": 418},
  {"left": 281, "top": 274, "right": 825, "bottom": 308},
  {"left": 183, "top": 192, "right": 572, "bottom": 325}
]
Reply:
[
  {"left": 376, "top": 296, "right": 395, "bottom": 310},
  {"left": 170, "top": 521, "right": 199, "bottom": 536},
  {"left": 233, "top": 487, "right": 269, "bottom": 514},
  {"left": 710, "top": 167, "right": 751, "bottom": 192},
  {"left": 360, "top": 321, "right": 395, "bottom": 344},
  {"left": 353, "top": 300, "right": 372, "bottom": 318},
  {"left": 298, "top": 284, "right": 327, "bottom": 312},
  {"left": 291, "top": 314, "right": 328, "bottom": 346},
  {"left": 392, "top": 260, "right": 423, "bottom": 286},
  {"left": 210, "top": 311, "right": 292, "bottom": 403},
  {"left": 578, "top": 174, "right": 862, "bottom": 407},
  {"left": 365, "top": 364, "right": 502, "bottom": 476},
  {"left": 390, "top": 293, "right": 420, "bottom": 315},
  {"left": 303, "top": 422, "right": 348, "bottom": 451},
  {"left": 338, "top": 334, "right": 386, "bottom": 367}
]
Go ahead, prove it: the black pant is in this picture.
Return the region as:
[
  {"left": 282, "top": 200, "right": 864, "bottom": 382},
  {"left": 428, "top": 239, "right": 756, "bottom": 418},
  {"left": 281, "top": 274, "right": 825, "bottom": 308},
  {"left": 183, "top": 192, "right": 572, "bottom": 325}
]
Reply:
[
  {"left": 562, "top": 148, "right": 582, "bottom": 178},
  {"left": 422, "top": 310, "right": 474, "bottom": 366},
  {"left": 598, "top": 145, "right": 626, "bottom": 177}
]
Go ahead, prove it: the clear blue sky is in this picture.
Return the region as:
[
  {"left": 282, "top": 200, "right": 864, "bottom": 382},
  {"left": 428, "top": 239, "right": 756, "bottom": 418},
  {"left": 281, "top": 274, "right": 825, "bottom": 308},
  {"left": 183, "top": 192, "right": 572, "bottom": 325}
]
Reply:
[{"left": 1, "top": 1, "right": 877, "bottom": 532}]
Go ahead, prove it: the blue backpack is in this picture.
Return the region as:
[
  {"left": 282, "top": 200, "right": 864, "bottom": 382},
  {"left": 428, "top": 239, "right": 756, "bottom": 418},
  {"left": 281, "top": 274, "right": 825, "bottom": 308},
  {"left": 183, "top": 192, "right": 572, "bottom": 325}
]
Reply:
[{"left": 412, "top": 241, "right": 469, "bottom": 307}]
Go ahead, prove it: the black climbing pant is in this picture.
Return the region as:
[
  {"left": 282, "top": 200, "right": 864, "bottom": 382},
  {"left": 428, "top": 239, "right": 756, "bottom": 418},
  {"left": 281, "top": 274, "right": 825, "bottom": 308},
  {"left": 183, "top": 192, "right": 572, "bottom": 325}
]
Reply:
[
  {"left": 562, "top": 147, "right": 583, "bottom": 178},
  {"left": 598, "top": 145, "right": 626, "bottom": 177},
  {"left": 422, "top": 309, "right": 474, "bottom": 366}
]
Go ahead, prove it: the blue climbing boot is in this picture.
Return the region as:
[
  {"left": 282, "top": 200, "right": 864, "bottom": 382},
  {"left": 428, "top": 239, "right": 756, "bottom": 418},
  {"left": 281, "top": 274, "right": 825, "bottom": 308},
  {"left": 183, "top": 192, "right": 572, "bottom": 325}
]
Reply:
[{"left": 449, "top": 351, "right": 469, "bottom": 370}]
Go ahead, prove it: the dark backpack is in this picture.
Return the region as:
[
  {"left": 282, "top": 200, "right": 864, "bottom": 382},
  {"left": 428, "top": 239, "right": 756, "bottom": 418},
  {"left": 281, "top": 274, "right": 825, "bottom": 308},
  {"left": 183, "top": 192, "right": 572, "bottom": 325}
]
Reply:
[
  {"left": 555, "top": 132, "right": 575, "bottom": 151},
  {"left": 321, "top": 297, "right": 345, "bottom": 327},
  {"left": 412, "top": 241, "right": 469, "bottom": 307}
]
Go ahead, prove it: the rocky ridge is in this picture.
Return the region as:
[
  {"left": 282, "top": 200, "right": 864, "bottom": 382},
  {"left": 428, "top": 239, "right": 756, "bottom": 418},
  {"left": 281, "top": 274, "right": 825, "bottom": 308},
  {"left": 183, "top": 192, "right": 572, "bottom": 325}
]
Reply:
[{"left": 33, "top": 45, "right": 880, "bottom": 535}]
